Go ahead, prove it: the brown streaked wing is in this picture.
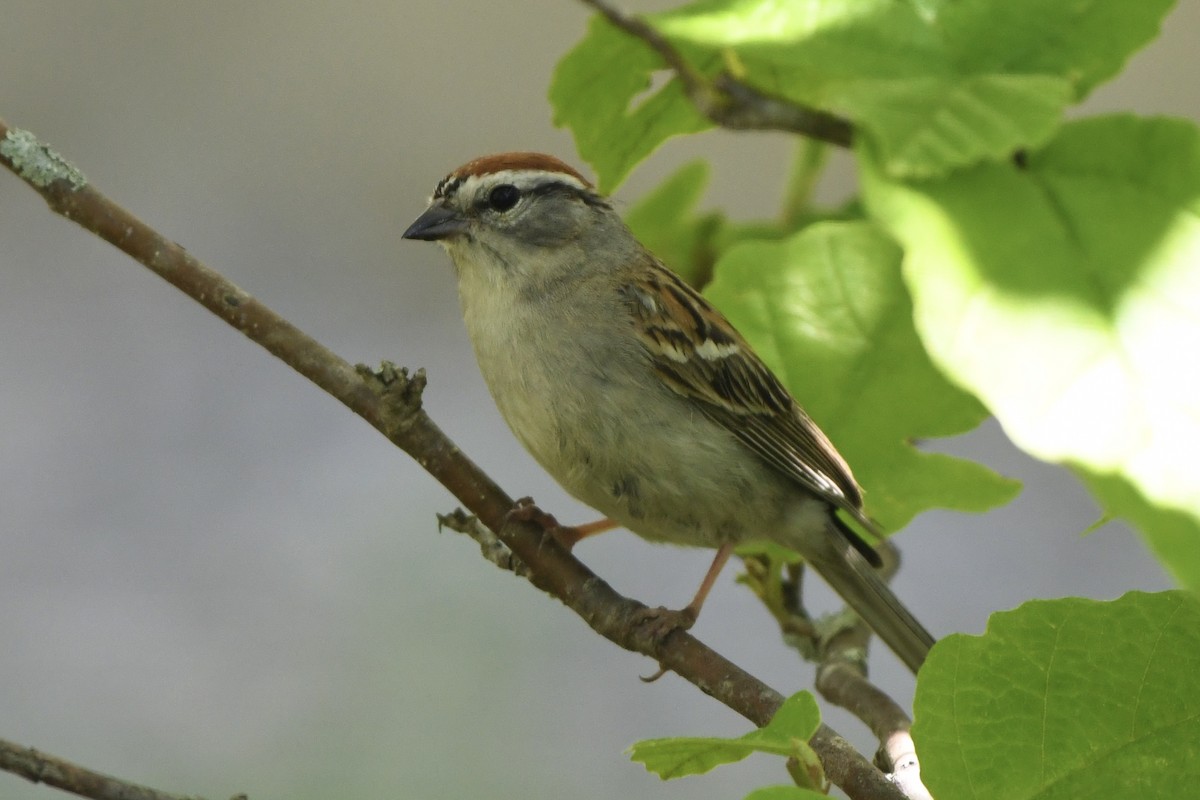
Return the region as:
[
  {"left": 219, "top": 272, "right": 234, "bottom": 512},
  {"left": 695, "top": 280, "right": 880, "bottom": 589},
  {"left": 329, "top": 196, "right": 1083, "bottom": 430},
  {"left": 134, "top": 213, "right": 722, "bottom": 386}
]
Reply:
[{"left": 621, "top": 258, "right": 871, "bottom": 527}]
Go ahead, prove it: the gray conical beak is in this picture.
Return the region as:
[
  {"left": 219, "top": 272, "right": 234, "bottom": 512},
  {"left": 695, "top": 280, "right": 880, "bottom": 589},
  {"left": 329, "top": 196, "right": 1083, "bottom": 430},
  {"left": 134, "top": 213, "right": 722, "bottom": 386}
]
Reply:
[{"left": 403, "top": 204, "right": 467, "bottom": 241}]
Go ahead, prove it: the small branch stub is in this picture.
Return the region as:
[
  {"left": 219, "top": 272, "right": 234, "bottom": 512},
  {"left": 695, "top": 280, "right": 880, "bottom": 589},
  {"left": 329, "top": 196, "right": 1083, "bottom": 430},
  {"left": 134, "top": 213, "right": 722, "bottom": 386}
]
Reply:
[
  {"left": 438, "top": 508, "right": 533, "bottom": 578},
  {"left": 355, "top": 361, "right": 427, "bottom": 436}
]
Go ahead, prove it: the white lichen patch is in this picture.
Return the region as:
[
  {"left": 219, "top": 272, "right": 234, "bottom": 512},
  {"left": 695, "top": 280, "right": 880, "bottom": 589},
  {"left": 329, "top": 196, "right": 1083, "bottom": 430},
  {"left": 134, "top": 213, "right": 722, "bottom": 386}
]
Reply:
[{"left": 1, "top": 128, "right": 86, "bottom": 189}]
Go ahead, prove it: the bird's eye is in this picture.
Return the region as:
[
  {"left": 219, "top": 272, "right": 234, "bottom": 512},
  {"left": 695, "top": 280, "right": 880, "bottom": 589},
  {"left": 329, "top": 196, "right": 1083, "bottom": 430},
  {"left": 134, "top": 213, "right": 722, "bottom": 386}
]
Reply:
[{"left": 487, "top": 184, "right": 521, "bottom": 212}]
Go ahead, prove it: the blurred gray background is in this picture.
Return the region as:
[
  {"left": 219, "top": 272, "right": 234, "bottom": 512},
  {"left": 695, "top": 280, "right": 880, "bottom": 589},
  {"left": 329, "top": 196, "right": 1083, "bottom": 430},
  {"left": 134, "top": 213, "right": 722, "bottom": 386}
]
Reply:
[{"left": 2, "top": 2, "right": 1194, "bottom": 799}]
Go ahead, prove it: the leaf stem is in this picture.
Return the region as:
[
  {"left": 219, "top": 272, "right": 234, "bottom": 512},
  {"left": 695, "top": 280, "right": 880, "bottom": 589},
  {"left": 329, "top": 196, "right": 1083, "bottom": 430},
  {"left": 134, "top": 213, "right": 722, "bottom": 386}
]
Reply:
[{"left": 781, "top": 139, "right": 829, "bottom": 227}]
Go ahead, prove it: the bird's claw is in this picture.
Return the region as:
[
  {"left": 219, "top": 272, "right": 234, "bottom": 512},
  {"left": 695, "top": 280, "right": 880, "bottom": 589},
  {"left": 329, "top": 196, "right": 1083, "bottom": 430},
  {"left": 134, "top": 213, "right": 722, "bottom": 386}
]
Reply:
[
  {"left": 632, "top": 606, "right": 698, "bottom": 683},
  {"left": 632, "top": 605, "right": 697, "bottom": 642},
  {"left": 506, "top": 497, "right": 562, "bottom": 530},
  {"left": 506, "top": 498, "right": 589, "bottom": 551}
]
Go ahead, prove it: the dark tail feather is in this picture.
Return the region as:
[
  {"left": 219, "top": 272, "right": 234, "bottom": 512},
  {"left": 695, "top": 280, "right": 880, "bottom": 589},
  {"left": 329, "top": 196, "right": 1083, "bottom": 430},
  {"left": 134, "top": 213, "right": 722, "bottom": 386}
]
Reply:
[{"left": 805, "top": 524, "right": 935, "bottom": 674}]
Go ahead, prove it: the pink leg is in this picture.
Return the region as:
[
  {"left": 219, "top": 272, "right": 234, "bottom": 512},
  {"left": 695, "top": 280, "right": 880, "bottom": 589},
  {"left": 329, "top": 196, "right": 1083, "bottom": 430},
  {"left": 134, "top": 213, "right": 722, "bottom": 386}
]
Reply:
[
  {"left": 682, "top": 542, "right": 735, "bottom": 619},
  {"left": 638, "top": 542, "right": 736, "bottom": 682},
  {"left": 554, "top": 517, "right": 618, "bottom": 549}
]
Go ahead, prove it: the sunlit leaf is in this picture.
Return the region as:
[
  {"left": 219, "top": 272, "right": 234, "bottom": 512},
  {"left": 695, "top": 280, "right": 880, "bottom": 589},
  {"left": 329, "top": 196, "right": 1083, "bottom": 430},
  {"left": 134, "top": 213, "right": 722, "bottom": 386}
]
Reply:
[{"left": 916, "top": 592, "right": 1200, "bottom": 799}]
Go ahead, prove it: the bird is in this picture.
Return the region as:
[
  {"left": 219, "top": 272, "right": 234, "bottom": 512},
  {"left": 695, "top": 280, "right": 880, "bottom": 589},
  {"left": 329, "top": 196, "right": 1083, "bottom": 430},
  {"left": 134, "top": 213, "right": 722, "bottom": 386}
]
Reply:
[{"left": 403, "top": 152, "right": 934, "bottom": 673}]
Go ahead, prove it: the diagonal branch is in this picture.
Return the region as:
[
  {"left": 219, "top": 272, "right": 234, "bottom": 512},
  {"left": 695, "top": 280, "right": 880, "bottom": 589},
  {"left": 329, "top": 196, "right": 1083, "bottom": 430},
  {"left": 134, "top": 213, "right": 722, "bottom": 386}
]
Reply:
[
  {"left": 579, "top": 0, "right": 854, "bottom": 147},
  {"left": 0, "top": 737, "right": 237, "bottom": 800},
  {"left": 0, "top": 120, "right": 902, "bottom": 800}
]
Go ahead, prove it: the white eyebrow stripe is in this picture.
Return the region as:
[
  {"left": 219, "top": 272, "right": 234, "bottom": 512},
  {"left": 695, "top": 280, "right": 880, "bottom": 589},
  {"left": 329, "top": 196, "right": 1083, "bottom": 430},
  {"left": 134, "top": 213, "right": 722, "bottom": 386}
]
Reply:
[{"left": 454, "top": 169, "right": 591, "bottom": 196}]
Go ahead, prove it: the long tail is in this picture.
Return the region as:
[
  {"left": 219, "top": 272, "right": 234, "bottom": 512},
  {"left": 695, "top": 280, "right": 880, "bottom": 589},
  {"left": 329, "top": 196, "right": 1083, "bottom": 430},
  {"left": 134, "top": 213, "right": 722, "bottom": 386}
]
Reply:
[{"left": 804, "top": 523, "right": 935, "bottom": 674}]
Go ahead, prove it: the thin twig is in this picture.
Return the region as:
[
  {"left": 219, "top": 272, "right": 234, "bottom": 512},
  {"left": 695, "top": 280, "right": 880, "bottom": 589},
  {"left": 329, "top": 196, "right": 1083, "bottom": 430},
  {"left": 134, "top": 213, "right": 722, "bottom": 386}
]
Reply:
[
  {"left": 579, "top": 0, "right": 854, "bottom": 147},
  {"left": 1, "top": 121, "right": 906, "bottom": 800},
  {"left": 780, "top": 139, "right": 830, "bottom": 227},
  {"left": 817, "top": 639, "right": 929, "bottom": 800}
]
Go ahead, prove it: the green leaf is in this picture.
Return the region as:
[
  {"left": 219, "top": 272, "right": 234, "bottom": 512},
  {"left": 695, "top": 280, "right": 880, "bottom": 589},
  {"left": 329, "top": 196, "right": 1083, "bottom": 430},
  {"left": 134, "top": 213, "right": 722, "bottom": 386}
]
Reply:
[
  {"left": 755, "top": 689, "right": 821, "bottom": 741},
  {"left": 630, "top": 691, "right": 820, "bottom": 780},
  {"left": 705, "top": 221, "right": 1019, "bottom": 531},
  {"left": 863, "top": 114, "right": 1200, "bottom": 583},
  {"left": 930, "top": 0, "right": 1177, "bottom": 95},
  {"left": 656, "top": 0, "right": 1067, "bottom": 176},
  {"left": 549, "top": 16, "right": 710, "bottom": 192},
  {"left": 624, "top": 160, "right": 724, "bottom": 286},
  {"left": 831, "top": 73, "right": 1072, "bottom": 178},
  {"left": 914, "top": 592, "right": 1200, "bottom": 799},
  {"left": 655, "top": 0, "right": 941, "bottom": 78},
  {"left": 630, "top": 736, "right": 774, "bottom": 780},
  {"left": 555, "top": 0, "right": 1175, "bottom": 178},
  {"left": 1078, "top": 471, "right": 1197, "bottom": 591}
]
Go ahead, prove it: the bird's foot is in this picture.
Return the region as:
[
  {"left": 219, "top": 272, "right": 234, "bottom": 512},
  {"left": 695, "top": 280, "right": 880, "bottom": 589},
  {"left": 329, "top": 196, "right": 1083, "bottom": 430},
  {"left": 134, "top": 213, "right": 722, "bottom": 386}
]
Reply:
[
  {"left": 506, "top": 498, "right": 613, "bottom": 551},
  {"left": 632, "top": 604, "right": 697, "bottom": 642},
  {"left": 631, "top": 605, "right": 698, "bottom": 683},
  {"left": 507, "top": 496, "right": 562, "bottom": 530}
]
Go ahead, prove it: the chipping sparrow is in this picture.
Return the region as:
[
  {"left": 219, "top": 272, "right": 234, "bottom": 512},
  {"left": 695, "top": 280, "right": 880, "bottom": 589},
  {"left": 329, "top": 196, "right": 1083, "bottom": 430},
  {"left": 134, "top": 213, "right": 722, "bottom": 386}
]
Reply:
[{"left": 403, "top": 152, "right": 934, "bottom": 673}]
